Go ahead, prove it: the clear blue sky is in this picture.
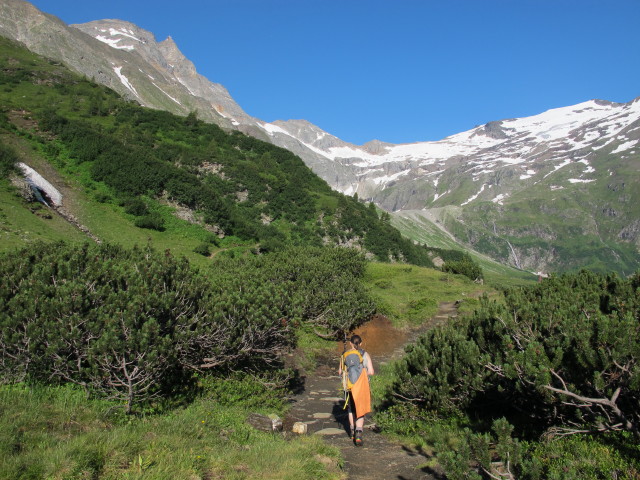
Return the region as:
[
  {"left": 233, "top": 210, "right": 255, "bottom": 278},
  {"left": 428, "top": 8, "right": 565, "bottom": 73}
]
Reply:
[{"left": 28, "top": 0, "right": 640, "bottom": 145}]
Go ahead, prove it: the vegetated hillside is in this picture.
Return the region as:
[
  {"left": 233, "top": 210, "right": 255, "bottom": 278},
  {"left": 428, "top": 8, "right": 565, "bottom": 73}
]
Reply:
[
  {"left": 391, "top": 210, "right": 537, "bottom": 286},
  {"left": 376, "top": 269, "right": 640, "bottom": 478},
  {"left": 444, "top": 156, "right": 640, "bottom": 276},
  {"left": 4, "top": 1, "right": 638, "bottom": 277},
  {"left": 0, "top": 35, "right": 434, "bottom": 266}
]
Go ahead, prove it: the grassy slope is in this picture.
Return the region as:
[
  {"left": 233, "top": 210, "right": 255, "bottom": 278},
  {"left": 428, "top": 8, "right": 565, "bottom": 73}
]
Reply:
[
  {"left": 0, "top": 39, "right": 219, "bottom": 264},
  {"left": 0, "top": 144, "right": 218, "bottom": 269},
  {"left": 0, "top": 180, "right": 83, "bottom": 248},
  {"left": 391, "top": 211, "right": 537, "bottom": 288},
  {"left": 364, "top": 262, "right": 494, "bottom": 328},
  {"left": 0, "top": 384, "right": 343, "bottom": 480}
]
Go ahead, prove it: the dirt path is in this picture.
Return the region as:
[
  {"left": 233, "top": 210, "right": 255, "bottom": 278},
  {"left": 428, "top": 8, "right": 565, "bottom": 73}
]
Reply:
[{"left": 285, "top": 302, "right": 459, "bottom": 480}]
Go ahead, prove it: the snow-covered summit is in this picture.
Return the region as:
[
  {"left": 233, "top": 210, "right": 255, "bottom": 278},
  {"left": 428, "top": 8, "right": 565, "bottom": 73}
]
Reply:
[
  {"left": 254, "top": 95, "right": 639, "bottom": 216},
  {"left": 315, "top": 99, "right": 637, "bottom": 167}
]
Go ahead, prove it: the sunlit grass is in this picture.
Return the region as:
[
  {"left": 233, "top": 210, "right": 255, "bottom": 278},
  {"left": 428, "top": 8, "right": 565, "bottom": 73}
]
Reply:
[
  {"left": 0, "top": 383, "right": 344, "bottom": 480},
  {"left": 0, "top": 181, "right": 87, "bottom": 250},
  {"left": 364, "top": 262, "right": 491, "bottom": 328}
]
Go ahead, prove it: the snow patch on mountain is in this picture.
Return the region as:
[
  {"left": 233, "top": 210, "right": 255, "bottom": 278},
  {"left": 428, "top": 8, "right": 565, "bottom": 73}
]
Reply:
[
  {"left": 492, "top": 193, "right": 507, "bottom": 204},
  {"left": 462, "top": 184, "right": 487, "bottom": 206},
  {"left": 260, "top": 121, "right": 341, "bottom": 159},
  {"left": 152, "top": 82, "right": 181, "bottom": 105},
  {"left": 612, "top": 139, "right": 638, "bottom": 154},
  {"left": 113, "top": 66, "right": 139, "bottom": 97},
  {"left": 520, "top": 169, "right": 536, "bottom": 180},
  {"left": 433, "top": 190, "right": 450, "bottom": 202},
  {"left": 504, "top": 100, "right": 616, "bottom": 142},
  {"left": 94, "top": 27, "right": 141, "bottom": 50},
  {"left": 96, "top": 35, "right": 134, "bottom": 50},
  {"left": 373, "top": 169, "right": 410, "bottom": 186},
  {"left": 17, "top": 163, "right": 63, "bottom": 206},
  {"left": 176, "top": 77, "right": 199, "bottom": 97},
  {"left": 568, "top": 178, "right": 596, "bottom": 184}
]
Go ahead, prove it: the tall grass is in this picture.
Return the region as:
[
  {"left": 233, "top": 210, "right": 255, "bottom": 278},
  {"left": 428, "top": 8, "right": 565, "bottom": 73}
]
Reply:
[{"left": 0, "top": 383, "right": 344, "bottom": 480}]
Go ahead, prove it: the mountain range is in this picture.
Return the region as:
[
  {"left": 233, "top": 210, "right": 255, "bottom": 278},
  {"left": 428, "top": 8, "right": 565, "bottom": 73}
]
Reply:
[{"left": 1, "top": 0, "right": 639, "bottom": 275}]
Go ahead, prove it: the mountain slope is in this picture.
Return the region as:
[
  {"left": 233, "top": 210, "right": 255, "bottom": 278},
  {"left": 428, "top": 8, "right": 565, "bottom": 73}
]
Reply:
[
  {"left": 2, "top": 0, "right": 638, "bottom": 275},
  {"left": 0, "top": 1, "right": 355, "bottom": 196},
  {"left": 0, "top": 0, "right": 248, "bottom": 129},
  {"left": 65, "top": 8, "right": 640, "bottom": 275},
  {"left": 261, "top": 96, "right": 640, "bottom": 274},
  {"left": 0, "top": 34, "right": 441, "bottom": 269}
]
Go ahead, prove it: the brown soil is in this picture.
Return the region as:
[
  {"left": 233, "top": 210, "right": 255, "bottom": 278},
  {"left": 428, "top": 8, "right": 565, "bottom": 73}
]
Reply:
[{"left": 285, "top": 303, "right": 459, "bottom": 480}]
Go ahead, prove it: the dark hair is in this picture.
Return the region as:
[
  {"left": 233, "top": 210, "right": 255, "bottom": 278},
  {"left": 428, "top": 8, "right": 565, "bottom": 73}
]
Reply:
[{"left": 350, "top": 334, "right": 362, "bottom": 347}]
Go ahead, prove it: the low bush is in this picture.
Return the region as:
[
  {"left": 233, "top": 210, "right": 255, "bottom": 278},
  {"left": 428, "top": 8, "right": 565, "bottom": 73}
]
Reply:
[
  {"left": 122, "top": 196, "right": 148, "bottom": 216},
  {"left": 383, "top": 270, "right": 640, "bottom": 436},
  {"left": 0, "top": 142, "right": 19, "bottom": 178},
  {"left": 192, "top": 242, "right": 210, "bottom": 256},
  {"left": 0, "top": 242, "right": 293, "bottom": 412},
  {"left": 377, "top": 270, "right": 640, "bottom": 478},
  {"left": 0, "top": 242, "right": 375, "bottom": 413},
  {"left": 134, "top": 212, "right": 164, "bottom": 230},
  {"left": 442, "top": 256, "right": 483, "bottom": 281}
]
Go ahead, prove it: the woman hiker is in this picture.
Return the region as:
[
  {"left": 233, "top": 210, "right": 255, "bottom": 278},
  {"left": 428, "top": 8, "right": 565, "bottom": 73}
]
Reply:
[{"left": 339, "top": 334, "right": 375, "bottom": 446}]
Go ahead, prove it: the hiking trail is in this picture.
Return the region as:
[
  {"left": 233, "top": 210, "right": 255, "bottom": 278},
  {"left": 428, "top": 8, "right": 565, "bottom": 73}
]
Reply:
[{"left": 285, "top": 301, "right": 459, "bottom": 480}]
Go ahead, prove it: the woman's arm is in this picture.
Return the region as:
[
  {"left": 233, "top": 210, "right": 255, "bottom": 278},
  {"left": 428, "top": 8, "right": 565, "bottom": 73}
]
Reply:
[{"left": 364, "top": 352, "right": 375, "bottom": 375}]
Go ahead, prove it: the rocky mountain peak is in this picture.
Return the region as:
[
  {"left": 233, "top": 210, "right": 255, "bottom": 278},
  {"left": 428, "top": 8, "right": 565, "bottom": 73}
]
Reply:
[
  {"left": 474, "top": 120, "right": 509, "bottom": 139},
  {"left": 71, "top": 19, "right": 152, "bottom": 51},
  {"left": 593, "top": 99, "right": 620, "bottom": 107},
  {"left": 271, "top": 119, "right": 349, "bottom": 150},
  {"left": 69, "top": 17, "right": 253, "bottom": 126},
  {"left": 72, "top": 20, "right": 186, "bottom": 75},
  {"left": 161, "top": 35, "right": 177, "bottom": 48},
  {"left": 158, "top": 35, "right": 196, "bottom": 77},
  {"left": 362, "top": 140, "right": 392, "bottom": 155}
]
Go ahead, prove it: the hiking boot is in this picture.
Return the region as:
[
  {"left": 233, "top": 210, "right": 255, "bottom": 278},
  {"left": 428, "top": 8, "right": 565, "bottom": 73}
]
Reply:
[{"left": 354, "top": 429, "right": 363, "bottom": 446}]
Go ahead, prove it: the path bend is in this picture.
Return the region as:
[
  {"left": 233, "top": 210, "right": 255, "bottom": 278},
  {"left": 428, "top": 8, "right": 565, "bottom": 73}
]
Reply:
[{"left": 285, "top": 301, "right": 459, "bottom": 480}]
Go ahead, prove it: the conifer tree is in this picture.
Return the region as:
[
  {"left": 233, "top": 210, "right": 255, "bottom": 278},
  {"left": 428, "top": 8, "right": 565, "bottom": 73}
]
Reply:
[{"left": 383, "top": 270, "right": 640, "bottom": 439}]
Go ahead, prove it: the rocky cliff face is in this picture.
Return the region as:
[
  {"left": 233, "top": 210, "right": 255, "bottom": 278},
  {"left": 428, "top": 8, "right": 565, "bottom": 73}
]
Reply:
[
  {"left": 0, "top": 0, "right": 248, "bottom": 130},
  {"left": 71, "top": 20, "right": 255, "bottom": 128}
]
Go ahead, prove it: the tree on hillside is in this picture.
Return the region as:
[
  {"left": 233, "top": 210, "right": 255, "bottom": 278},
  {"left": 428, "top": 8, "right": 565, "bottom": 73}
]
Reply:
[
  {"left": 0, "top": 242, "right": 292, "bottom": 412},
  {"left": 0, "top": 242, "right": 376, "bottom": 412},
  {"left": 384, "top": 270, "right": 640, "bottom": 439}
]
